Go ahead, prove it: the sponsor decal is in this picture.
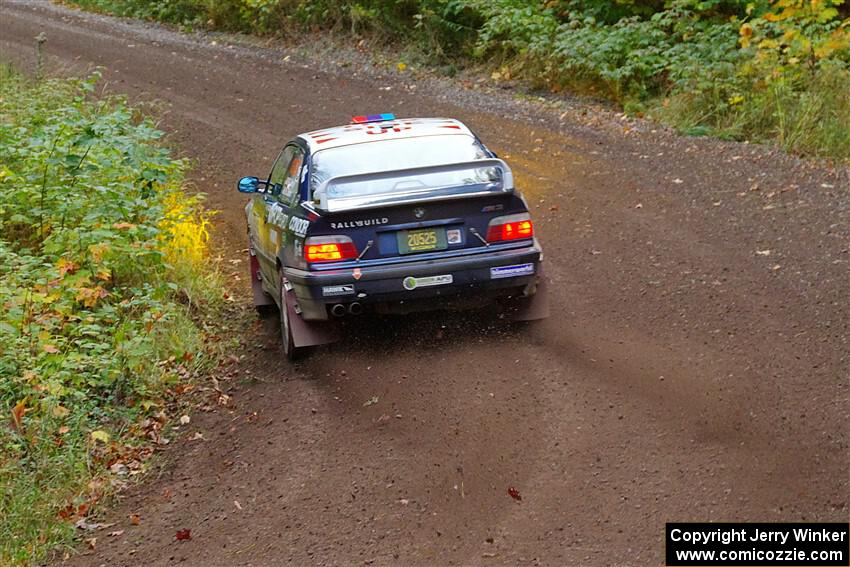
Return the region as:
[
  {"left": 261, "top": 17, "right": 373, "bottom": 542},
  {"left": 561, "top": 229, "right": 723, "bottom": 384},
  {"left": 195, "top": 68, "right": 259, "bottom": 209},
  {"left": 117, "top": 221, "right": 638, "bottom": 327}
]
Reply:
[
  {"left": 446, "top": 229, "right": 462, "bottom": 245},
  {"left": 267, "top": 204, "right": 289, "bottom": 229},
  {"left": 490, "top": 263, "right": 535, "bottom": 279},
  {"left": 322, "top": 284, "right": 355, "bottom": 297},
  {"left": 288, "top": 216, "right": 310, "bottom": 237},
  {"left": 413, "top": 207, "right": 426, "bottom": 219},
  {"left": 402, "top": 274, "right": 453, "bottom": 291},
  {"left": 330, "top": 217, "right": 389, "bottom": 230},
  {"left": 352, "top": 268, "right": 362, "bottom": 281}
]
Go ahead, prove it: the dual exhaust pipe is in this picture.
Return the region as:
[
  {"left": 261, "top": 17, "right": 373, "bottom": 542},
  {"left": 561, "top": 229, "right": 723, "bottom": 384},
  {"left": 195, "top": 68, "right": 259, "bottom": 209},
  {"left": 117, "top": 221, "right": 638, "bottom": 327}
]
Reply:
[{"left": 330, "top": 302, "right": 363, "bottom": 318}]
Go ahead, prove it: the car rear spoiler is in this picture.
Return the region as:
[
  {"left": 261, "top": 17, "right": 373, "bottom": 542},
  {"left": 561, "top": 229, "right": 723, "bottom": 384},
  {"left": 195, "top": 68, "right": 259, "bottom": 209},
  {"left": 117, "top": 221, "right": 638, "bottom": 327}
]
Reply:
[{"left": 312, "top": 158, "right": 514, "bottom": 213}]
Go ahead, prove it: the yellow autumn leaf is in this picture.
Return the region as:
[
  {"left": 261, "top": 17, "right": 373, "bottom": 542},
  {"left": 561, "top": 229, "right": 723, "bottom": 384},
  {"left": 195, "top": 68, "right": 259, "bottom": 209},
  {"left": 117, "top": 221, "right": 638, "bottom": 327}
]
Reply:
[
  {"left": 91, "top": 430, "right": 110, "bottom": 443},
  {"left": 396, "top": 62, "right": 407, "bottom": 72},
  {"left": 758, "top": 38, "right": 780, "bottom": 50},
  {"left": 113, "top": 222, "right": 137, "bottom": 230},
  {"left": 764, "top": 6, "right": 796, "bottom": 22},
  {"left": 89, "top": 243, "right": 110, "bottom": 263},
  {"left": 56, "top": 258, "right": 77, "bottom": 276},
  {"left": 739, "top": 23, "right": 753, "bottom": 48},
  {"left": 76, "top": 286, "right": 108, "bottom": 308}
]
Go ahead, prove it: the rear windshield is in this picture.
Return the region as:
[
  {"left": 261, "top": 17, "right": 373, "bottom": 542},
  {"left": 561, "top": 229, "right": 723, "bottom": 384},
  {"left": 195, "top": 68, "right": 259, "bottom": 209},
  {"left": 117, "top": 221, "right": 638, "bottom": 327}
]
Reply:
[{"left": 310, "top": 134, "right": 492, "bottom": 201}]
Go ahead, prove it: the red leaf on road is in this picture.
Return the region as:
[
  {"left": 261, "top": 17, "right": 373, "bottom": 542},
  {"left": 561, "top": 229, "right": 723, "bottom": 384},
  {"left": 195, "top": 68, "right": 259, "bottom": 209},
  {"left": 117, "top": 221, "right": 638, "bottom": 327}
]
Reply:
[
  {"left": 507, "top": 487, "right": 522, "bottom": 501},
  {"left": 175, "top": 529, "right": 192, "bottom": 541}
]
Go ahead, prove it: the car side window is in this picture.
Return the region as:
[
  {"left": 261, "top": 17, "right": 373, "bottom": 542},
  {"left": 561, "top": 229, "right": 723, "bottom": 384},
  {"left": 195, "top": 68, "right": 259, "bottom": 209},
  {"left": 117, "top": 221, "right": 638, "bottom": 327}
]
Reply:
[
  {"left": 268, "top": 145, "right": 303, "bottom": 206},
  {"left": 281, "top": 149, "right": 304, "bottom": 206},
  {"left": 268, "top": 146, "right": 295, "bottom": 196}
]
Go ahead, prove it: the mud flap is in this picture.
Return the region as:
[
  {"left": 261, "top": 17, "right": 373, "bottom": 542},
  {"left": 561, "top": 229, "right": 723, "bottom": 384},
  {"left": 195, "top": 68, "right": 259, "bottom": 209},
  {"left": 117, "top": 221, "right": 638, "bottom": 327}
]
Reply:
[
  {"left": 284, "top": 286, "right": 342, "bottom": 348},
  {"left": 507, "top": 266, "right": 550, "bottom": 322},
  {"left": 250, "top": 251, "right": 274, "bottom": 307}
]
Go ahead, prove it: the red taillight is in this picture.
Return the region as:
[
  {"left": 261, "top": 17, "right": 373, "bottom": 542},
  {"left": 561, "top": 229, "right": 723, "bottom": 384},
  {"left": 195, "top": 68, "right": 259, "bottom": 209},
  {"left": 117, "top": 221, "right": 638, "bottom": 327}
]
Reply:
[
  {"left": 486, "top": 216, "right": 534, "bottom": 242},
  {"left": 305, "top": 237, "right": 358, "bottom": 263}
]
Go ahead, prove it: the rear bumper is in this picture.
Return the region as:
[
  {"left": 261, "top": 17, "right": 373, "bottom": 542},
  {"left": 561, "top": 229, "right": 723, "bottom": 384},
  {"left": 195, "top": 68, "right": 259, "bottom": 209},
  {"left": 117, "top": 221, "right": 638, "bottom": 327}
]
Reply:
[{"left": 283, "top": 241, "right": 542, "bottom": 320}]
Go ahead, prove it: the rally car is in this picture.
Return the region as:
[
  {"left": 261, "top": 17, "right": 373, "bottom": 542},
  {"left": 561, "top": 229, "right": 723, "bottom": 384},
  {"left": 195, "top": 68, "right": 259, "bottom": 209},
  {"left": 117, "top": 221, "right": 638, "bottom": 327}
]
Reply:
[{"left": 238, "top": 114, "right": 547, "bottom": 359}]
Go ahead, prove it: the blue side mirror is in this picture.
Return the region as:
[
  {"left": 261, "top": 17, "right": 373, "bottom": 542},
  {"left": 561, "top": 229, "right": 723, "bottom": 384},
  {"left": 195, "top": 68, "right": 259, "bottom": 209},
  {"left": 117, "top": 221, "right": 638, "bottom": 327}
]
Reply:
[{"left": 238, "top": 176, "right": 260, "bottom": 193}]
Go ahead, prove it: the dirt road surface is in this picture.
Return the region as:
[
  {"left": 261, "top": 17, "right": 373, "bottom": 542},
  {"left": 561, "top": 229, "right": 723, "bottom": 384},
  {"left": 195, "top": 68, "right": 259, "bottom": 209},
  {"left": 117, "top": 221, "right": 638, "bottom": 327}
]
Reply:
[{"left": 2, "top": 2, "right": 848, "bottom": 565}]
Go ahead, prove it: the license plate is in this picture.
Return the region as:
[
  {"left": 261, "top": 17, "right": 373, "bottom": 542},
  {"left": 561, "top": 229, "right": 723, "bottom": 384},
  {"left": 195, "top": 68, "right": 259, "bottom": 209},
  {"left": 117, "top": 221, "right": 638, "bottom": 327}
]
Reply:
[{"left": 398, "top": 228, "right": 447, "bottom": 254}]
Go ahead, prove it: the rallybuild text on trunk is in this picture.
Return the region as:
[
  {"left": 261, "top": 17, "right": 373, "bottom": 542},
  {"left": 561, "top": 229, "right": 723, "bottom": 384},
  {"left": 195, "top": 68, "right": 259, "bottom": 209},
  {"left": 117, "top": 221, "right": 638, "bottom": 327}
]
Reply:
[{"left": 669, "top": 527, "right": 848, "bottom": 547}]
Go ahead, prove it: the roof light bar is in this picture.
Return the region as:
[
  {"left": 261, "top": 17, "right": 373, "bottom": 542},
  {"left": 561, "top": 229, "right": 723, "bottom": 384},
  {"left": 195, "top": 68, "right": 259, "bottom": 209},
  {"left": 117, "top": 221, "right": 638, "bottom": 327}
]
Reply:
[{"left": 351, "top": 113, "right": 395, "bottom": 124}]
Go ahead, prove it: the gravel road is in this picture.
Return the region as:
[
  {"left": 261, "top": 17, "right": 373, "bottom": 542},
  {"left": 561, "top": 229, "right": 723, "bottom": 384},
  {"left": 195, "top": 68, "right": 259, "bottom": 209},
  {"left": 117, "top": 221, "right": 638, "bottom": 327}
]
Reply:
[{"left": 1, "top": 2, "right": 848, "bottom": 565}]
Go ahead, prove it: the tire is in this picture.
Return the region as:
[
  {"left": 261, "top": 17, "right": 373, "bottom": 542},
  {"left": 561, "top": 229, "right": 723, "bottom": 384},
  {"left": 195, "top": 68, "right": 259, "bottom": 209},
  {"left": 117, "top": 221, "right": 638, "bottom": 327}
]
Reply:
[
  {"left": 256, "top": 303, "right": 277, "bottom": 319},
  {"left": 278, "top": 270, "right": 301, "bottom": 361}
]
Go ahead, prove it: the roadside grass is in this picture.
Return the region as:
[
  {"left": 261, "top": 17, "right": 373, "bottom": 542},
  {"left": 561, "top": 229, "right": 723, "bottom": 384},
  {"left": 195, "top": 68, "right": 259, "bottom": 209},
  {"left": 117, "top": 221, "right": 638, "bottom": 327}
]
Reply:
[
  {"left": 63, "top": 0, "right": 850, "bottom": 162},
  {"left": 0, "top": 63, "right": 224, "bottom": 565},
  {"left": 655, "top": 61, "right": 850, "bottom": 160}
]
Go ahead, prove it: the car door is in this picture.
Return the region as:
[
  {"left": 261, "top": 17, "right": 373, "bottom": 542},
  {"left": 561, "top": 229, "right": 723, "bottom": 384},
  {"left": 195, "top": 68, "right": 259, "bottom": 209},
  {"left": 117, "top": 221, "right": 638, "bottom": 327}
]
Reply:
[
  {"left": 259, "top": 144, "right": 305, "bottom": 284},
  {"left": 249, "top": 146, "right": 293, "bottom": 283}
]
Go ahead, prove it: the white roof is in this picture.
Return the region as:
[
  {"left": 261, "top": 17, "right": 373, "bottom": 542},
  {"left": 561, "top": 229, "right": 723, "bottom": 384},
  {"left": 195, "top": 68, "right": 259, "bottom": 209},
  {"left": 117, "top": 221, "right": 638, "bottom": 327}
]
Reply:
[{"left": 298, "top": 117, "right": 474, "bottom": 152}]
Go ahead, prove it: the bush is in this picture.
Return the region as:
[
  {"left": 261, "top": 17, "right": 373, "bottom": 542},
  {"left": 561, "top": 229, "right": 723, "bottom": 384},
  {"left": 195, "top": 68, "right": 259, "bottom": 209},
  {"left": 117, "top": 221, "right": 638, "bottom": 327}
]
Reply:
[
  {"left": 67, "top": 0, "right": 850, "bottom": 158},
  {"left": 0, "top": 66, "right": 220, "bottom": 565}
]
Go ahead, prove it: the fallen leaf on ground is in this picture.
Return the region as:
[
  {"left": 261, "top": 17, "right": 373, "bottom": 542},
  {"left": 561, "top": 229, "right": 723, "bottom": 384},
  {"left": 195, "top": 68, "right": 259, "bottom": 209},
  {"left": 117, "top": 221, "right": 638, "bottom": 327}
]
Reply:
[
  {"left": 179, "top": 415, "right": 190, "bottom": 425},
  {"left": 85, "top": 537, "right": 97, "bottom": 550},
  {"left": 75, "top": 519, "right": 106, "bottom": 531},
  {"left": 109, "top": 462, "right": 128, "bottom": 476},
  {"left": 90, "top": 430, "right": 110, "bottom": 443},
  {"left": 108, "top": 530, "right": 124, "bottom": 537},
  {"left": 52, "top": 405, "right": 70, "bottom": 418},
  {"left": 363, "top": 396, "right": 379, "bottom": 407},
  {"left": 129, "top": 514, "right": 141, "bottom": 525},
  {"left": 10, "top": 400, "right": 26, "bottom": 431},
  {"left": 175, "top": 529, "right": 192, "bottom": 541},
  {"left": 507, "top": 487, "right": 522, "bottom": 501}
]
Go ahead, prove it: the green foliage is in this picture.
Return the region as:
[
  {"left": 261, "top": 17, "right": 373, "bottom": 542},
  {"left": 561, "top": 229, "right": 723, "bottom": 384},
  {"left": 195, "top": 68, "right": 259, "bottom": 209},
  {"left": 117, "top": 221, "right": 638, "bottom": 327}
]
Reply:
[
  {"left": 67, "top": 0, "right": 850, "bottom": 158},
  {"left": 0, "top": 66, "right": 220, "bottom": 565},
  {"left": 472, "top": 1, "right": 744, "bottom": 99}
]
